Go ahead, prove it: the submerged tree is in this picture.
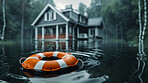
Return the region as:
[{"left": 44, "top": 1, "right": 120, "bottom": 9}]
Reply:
[
  {"left": 21, "top": 0, "right": 25, "bottom": 53},
  {"left": 138, "top": 0, "right": 147, "bottom": 57},
  {"left": 129, "top": 1, "right": 148, "bottom": 83},
  {"left": 137, "top": 0, "right": 147, "bottom": 82},
  {"left": 0, "top": 0, "right": 6, "bottom": 40}
]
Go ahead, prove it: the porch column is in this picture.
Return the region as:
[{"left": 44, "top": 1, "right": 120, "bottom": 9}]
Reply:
[
  {"left": 66, "top": 41, "right": 68, "bottom": 51},
  {"left": 35, "top": 41, "right": 38, "bottom": 52},
  {"left": 65, "top": 23, "right": 69, "bottom": 40},
  {"left": 56, "top": 41, "right": 59, "bottom": 50},
  {"left": 42, "top": 26, "right": 44, "bottom": 40},
  {"left": 77, "top": 27, "right": 79, "bottom": 38},
  {"left": 56, "top": 25, "right": 59, "bottom": 40},
  {"left": 35, "top": 27, "right": 38, "bottom": 40},
  {"left": 95, "top": 27, "right": 98, "bottom": 37},
  {"left": 88, "top": 28, "right": 91, "bottom": 38},
  {"left": 73, "top": 27, "right": 75, "bottom": 40},
  {"left": 42, "top": 41, "right": 44, "bottom": 51},
  {"left": 51, "top": 28, "right": 53, "bottom": 36}
]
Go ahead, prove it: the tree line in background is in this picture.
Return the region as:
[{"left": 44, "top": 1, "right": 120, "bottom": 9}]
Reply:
[
  {"left": 79, "top": 0, "right": 148, "bottom": 45},
  {"left": 100, "top": 0, "right": 141, "bottom": 44},
  {"left": 0, "top": 0, "right": 55, "bottom": 40},
  {"left": 0, "top": 0, "right": 147, "bottom": 45}
]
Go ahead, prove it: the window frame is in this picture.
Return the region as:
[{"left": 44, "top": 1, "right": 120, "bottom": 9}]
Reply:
[{"left": 44, "top": 11, "right": 56, "bottom": 21}]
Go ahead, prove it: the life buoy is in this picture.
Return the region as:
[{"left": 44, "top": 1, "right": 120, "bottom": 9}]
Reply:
[
  {"left": 22, "top": 66, "right": 79, "bottom": 78},
  {"left": 21, "top": 52, "right": 78, "bottom": 71}
]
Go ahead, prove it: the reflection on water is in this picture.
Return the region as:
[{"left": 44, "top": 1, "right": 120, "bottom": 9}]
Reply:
[
  {"left": 22, "top": 66, "right": 79, "bottom": 78},
  {"left": 0, "top": 40, "right": 108, "bottom": 83},
  {"left": 127, "top": 57, "right": 146, "bottom": 83},
  {"left": 34, "top": 40, "right": 102, "bottom": 52},
  {"left": 127, "top": 38, "right": 147, "bottom": 83},
  {"left": 0, "top": 40, "right": 148, "bottom": 83},
  {"left": 29, "top": 70, "right": 108, "bottom": 83},
  {"left": 0, "top": 44, "right": 29, "bottom": 83}
]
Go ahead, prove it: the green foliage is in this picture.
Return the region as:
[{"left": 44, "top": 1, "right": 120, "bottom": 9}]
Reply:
[
  {"left": 0, "top": 40, "right": 15, "bottom": 45},
  {"left": 126, "top": 28, "right": 138, "bottom": 43},
  {"left": 85, "top": 0, "right": 147, "bottom": 45},
  {"left": 100, "top": 0, "right": 142, "bottom": 43},
  {"left": 78, "top": 2, "right": 87, "bottom": 15},
  {"left": 0, "top": 0, "right": 55, "bottom": 40},
  {"left": 87, "top": 0, "right": 102, "bottom": 18},
  {"left": 0, "top": 0, "right": 147, "bottom": 45}
]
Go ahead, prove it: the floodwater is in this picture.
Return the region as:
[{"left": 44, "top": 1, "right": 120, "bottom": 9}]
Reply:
[{"left": 0, "top": 40, "right": 148, "bottom": 83}]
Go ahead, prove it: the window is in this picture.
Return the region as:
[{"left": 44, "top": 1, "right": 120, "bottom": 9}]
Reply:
[
  {"left": 79, "top": 16, "right": 85, "bottom": 23},
  {"left": 44, "top": 12, "right": 56, "bottom": 21}
]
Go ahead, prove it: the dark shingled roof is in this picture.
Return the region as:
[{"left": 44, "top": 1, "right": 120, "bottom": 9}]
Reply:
[
  {"left": 69, "top": 17, "right": 103, "bottom": 27},
  {"left": 88, "top": 17, "right": 103, "bottom": 26}
]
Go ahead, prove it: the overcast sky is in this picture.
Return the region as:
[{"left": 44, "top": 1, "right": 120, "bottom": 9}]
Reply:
[{"left": 54, "top": 0, "right": 91, "bottom": 9}]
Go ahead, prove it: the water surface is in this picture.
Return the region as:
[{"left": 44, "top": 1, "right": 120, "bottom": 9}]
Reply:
[{"left": 0, "top": 40, "right": 148, "bottom": 83}]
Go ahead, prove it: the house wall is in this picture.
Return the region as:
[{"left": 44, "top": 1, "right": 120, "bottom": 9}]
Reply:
[
  {"left": 63, "top": 11, "right": 70, "bottom": 18},
  {"left": 88, "top": 26, "right": 103, "bottom": 38},
  {"left": 71, "top": 11, "right": 78, "bottom": 22},
  {"left": 78, "top": 15, "right": 88, "bottom": 25},
  {"left": 63, "top": 10, "right": 79, "bottom": 22},
  {"left": 35, "top": 8, "right": 67, "bottom": 26}
]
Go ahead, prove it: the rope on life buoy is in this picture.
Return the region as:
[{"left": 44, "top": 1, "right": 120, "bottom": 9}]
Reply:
[
  {"left": 19, "top": 57, "right": 26, "bottom": 64},
  {"left": 78, "top": 59, "right": 84, "bottom": 70}
]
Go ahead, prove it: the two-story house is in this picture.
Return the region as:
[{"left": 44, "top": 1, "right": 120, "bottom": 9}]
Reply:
[{"left": 31, "top": 4, "right": 104, "bottom": 40}]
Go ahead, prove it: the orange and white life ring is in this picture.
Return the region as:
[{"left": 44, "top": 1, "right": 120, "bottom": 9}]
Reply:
[{"left": 21, "top": 52, "right": 78, "bottom": 71}]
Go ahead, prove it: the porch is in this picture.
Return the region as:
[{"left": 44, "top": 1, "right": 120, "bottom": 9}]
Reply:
[{"left": 34, "top": 23, "right": 76, "bottom": 40}]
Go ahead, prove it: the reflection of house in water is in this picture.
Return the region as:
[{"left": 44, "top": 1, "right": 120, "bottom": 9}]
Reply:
[
  {"left": 35, "top": 41, "right": 74, "bottom": 52},
  {"left": 31, "top": 4, "right": 104, "bottom": 40},
  {"left": 35, "top": 40, "right": 103, "bottom": 52}
]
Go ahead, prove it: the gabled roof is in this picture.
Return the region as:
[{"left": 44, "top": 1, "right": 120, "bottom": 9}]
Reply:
[
  {"left": 88, "top": 17, "right": 103, "bottom": 26},
  {"left": 31, "top": 4, "right": 69, "bottom": 26},
  {"left": 31, "top": 4, "right": 103, "bottom": 27}
]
